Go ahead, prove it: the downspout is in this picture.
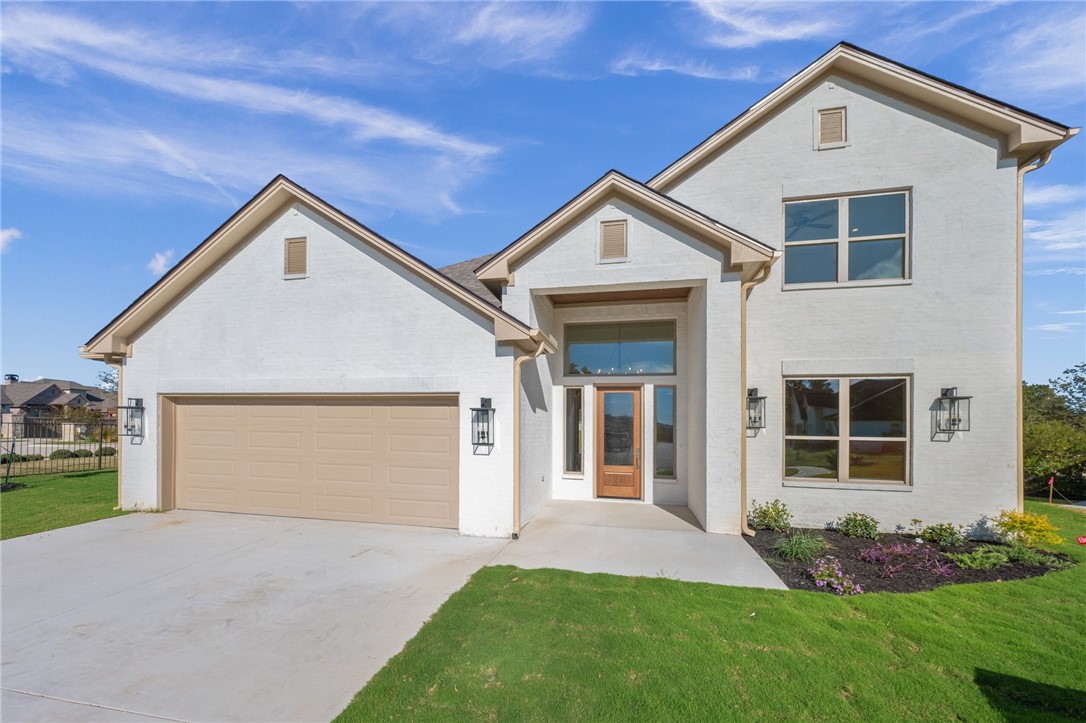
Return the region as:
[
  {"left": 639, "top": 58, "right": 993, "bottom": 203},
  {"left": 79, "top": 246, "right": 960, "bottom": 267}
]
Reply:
[
  {"left": 739, "top": 253, "right": 782, "bottom": 536},
  {"left": 512, "top": 334, "right": 550, "bottom": 539},
  {"left": 1016, "top": 150, "right": 1051, "bottom": 511},
  {"left": 112, "top": 359, "right": 124, "bottom": 511}
]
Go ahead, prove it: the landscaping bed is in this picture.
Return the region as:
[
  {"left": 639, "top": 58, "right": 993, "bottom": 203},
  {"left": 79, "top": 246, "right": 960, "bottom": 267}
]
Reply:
[{"left": 745, "top": 528, "right": 1073, "bottom": 594}]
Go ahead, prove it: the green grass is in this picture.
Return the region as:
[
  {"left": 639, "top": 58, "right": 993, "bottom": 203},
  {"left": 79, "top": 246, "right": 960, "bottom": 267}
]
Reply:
[
  {"left": 337, "top": 502, "right": 1086, "bottom": 722},
  {"left": 1, "top": 470, "right": 127, "bottom": 540}
]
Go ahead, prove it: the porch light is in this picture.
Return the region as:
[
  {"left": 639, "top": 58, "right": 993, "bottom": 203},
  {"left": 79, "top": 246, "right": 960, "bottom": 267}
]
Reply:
[
  {"left": 746, "top": 388, "right": 767, "bottom": 430},
  {"left": 471, "top": 398, "right": 495, "bottom": 448},
  {"left": 935, "top": 387, "right": 971, "bottom": 434},
  {"left": 119, "top": 398, "right": 144, "bottom": 437}
]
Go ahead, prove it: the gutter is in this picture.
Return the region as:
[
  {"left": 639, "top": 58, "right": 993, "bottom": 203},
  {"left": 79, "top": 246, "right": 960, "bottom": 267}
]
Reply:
[
  {"left": 739, "top": 254, "right": 782, "bottom": 536},
  {"left": 1016, "top": 150, "right": 1052, "bottom": 512},
  {"left": 511, "top": 329, "right": 555, "bottom": 538}
]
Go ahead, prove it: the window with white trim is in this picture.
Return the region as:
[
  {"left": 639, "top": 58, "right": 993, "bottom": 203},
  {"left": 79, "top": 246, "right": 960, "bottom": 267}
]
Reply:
[
  {"left": 783, "top": 191, "right": 908, "bottom": 285},
  {"left": 784, "top": 377, "right": 909, "bottom": 484}
]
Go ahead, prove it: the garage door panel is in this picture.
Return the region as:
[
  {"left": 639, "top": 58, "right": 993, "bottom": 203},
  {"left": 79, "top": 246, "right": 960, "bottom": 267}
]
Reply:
[{"left": 175, "top": 397, "right": 458, "bottom": 528}]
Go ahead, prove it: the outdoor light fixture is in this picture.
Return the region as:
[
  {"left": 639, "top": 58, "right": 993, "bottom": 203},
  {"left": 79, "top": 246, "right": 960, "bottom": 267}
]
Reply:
[
  {"left": 746, "top": 388, "right": 767, "bottom": 430},
  {"left": 935, "top": 387, "right": 971, "bottom": 434},
  {"left": 471, "top": 398, "right": 495, "bottom": 448},
  {"left": 119, "top": 398, "right": 145, "bottom": 437}
]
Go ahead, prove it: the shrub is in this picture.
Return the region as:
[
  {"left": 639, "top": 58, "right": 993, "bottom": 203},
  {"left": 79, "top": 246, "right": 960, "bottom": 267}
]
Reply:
[
  {"left": 1, "top": 453, "right": 27, "bottom": 464},
  {"left": 749, "top": 499, "right": 793, "bottom": 532},
  {"left": 25, "top": 454, "right": 44, "bottom": 461},
  {"left": 1003, "top": 543, "right": 1072, "bottom": 569},
  {"left": 945, "top": 549, "right": 1008, "bottom": 570},
  {"left": 100, "top": 447, "right": 117, "bottom": 456},
  {"left": 993, "top": 510, "right": 1064, "bottom": 548},
  {"left": 772, "top": 530, "right": 828, "bottom": 563},
  {"left": 921, "top": 523, "right": 965, "bottom": 547},
  {"left": 73, "top": 449, "right": 95, "bottom": 458},
  {"left": 807, "top": 557, "right": 863, "bottom": 595},
  {"left": 50, "top": 449, "right": 75, "bottom": 459},
  {"left": 835, "top": 512, "right": 880, "bottom": 539}
]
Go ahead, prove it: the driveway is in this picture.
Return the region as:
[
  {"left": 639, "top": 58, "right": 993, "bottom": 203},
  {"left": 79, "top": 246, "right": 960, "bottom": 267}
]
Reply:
[{"left": 1, "top": 512, "right": 506, "bottom": 722}]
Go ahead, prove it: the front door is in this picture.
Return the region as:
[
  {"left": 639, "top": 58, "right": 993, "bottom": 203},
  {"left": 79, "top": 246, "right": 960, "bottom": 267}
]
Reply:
[{"left": 595, "top": 387, "right": 642, "bottom": 499}]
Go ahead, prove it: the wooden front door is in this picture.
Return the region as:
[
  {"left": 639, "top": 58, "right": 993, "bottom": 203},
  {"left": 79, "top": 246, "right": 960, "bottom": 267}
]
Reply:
[{"left": 595, "top": 387, "right": 642, "bottom": 499}]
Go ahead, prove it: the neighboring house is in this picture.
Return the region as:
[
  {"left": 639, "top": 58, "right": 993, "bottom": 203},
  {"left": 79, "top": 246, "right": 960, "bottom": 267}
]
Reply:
[
  {"left": 81, "top": 43, "right": 1077, "bottom": 537},
  {"left": 1, "top": 376, "right": 117, "bottom": 440}
]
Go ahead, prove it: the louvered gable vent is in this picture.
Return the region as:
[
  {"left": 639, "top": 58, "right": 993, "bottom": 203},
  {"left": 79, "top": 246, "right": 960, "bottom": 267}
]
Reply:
[
  {"left": 600, "top": 220, "right": 627, "bottom": 261},
  {"left": 818, "top": 108, "right": 846, "bottom": 146},
  {"left": 285, "top": 237, "right": 307, "bottom": 276}
]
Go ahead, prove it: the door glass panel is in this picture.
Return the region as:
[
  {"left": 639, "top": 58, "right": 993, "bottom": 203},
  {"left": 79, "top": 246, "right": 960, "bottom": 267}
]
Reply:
[
  {"left": 654, "top": 386, "right": 675, "bottom": 478},
  {"left": 785, "top": 379, "right": 840, "bottom": 436},
  {"left": 849, "top": 378, "right": 907, "bottom": 438},
  {"left": 785, "top": 199, "right": 838, "bottom": 241},
  {"left": 564, "top": 388, "right": 583, "bottom": 473},
  {"left": 603, "top": 392, "right": 635, "bottom": 466}
]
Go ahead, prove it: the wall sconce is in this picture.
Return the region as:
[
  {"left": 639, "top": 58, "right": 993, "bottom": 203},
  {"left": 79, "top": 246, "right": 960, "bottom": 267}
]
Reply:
[
  {"left": 119, "top": 398, "right": 145, "bottom": 437},
  {"left": 935, "top": 387, "right": 971, "bottom": 434},
  {"left": 746, "top": 388, "right": 767, "bottom": 430},
  {"left": 471, "top": 398, "right": 495, "bottom": 448}
]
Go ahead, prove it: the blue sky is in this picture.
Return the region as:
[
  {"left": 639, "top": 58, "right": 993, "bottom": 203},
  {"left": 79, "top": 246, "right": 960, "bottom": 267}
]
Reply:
[{"left": 2, "top": 1, "right": 1083, "bottom": 386}]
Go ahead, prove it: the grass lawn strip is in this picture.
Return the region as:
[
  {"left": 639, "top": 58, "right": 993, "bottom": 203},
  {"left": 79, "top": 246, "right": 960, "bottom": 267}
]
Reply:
[
  {"left": 337, "top": 502, "right": 1086, "bottom": 722},
  {"left": 0, "top": 470, "right": 127, "bottom": 540}
]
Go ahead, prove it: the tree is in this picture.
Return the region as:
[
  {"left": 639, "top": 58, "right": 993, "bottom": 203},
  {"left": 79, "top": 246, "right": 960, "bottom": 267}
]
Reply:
[
  {"left": 1051, "top": 362, "right": 1086, "bottom": 417},
  {"left": 97, "top": 367, "right": 118, "bottom": 393},
  {"left": 1023, "top": 382, "right": 1075, "bottom": 427}
]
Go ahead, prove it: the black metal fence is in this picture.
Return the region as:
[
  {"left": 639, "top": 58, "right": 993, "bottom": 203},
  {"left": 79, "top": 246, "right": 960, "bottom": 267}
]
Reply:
[{"left": 1, "top": 418, "right": 119, "bottom": 478}]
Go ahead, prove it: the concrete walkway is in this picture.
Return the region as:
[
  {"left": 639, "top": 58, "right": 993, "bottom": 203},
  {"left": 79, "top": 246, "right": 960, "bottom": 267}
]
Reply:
[
  {"left": 489, "top": 500, "right": 787, "bottom": 589},
  {"left": 1, "top": 511, "right": 506, "bottom": 723}
]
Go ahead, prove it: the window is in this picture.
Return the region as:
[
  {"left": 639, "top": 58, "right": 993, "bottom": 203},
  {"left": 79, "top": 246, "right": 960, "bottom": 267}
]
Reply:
[
  {"left": 564, "top": 387, "right": 583, "bottom": 474},
  {"left": 565, "top": 321, "right": 675, "bottom": 376},
  {"left": 654, "top": 386, "right": 676, "bottom": 478},
  {"left": 599, "top": 220, "right": 627, "bottom": 262},
  {"left": 783, "top": 191, "right": 908, "bottom": 285},
  {"left": 817, "top": 107, "right": 846, "bottom": 147},
  {"left": 284, "top": 237, "right": 307, "bottom": 277},
  {"left": 784, "top": 377, "right": 909, "bottom": 483}
]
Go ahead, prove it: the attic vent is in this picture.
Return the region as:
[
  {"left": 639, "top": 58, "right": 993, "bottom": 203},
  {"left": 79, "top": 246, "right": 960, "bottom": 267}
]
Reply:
[
  {"left": 284, "top": 237, "right": 307, "bottom": 277},
  {"left": 600, "top": 220, "right": 627, "bottom": 261},
  {"left": 818, "top": 107, "right": 846, "bottom": 147}
]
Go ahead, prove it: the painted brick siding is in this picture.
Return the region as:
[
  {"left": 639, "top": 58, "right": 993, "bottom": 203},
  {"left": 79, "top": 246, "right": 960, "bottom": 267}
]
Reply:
[
  {"left": 668, "top": 74, "right": 1020, "bottom": 531},
  {"left": 119, "top": 203, "right": 517, "bottom": 537}
]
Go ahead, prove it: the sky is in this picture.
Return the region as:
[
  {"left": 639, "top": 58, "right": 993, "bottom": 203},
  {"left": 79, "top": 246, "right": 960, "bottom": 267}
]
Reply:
[{"left": 1, "top": 1, "right": 1084, "bottom": 387}]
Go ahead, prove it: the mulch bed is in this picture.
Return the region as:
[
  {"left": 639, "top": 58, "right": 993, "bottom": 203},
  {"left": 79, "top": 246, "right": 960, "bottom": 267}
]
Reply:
[{"left": 745, "top": 528, "right": 1073, "bottom": 594}]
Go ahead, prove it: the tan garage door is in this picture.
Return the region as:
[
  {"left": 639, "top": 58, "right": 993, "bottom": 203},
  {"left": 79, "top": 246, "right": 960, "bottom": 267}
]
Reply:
[{"left": 174, "top": 396, "right": 458, "bottom": 528}]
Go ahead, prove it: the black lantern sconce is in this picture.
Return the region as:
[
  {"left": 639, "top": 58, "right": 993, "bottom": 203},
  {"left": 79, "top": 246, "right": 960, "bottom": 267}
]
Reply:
[
  {"left": 119, "top": 398, "right": 145, "bottom": 437},
  {"left": 746, "top": 388, "right": 767, "bottom": 431},
  {"left": 471, "top": 398, "right": 495, "bottom": 449},
  {"left": 933, "top": 387, "right": 971, "bottom": 440}
]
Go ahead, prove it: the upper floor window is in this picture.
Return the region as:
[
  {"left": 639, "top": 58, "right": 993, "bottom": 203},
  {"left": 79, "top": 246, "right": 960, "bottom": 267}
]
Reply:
[
  {"left": 565, "top": 321, "right": 675, "bottom": 376},
  {"left": 783, "top": 191, "right": 908, "bottom": 286}
]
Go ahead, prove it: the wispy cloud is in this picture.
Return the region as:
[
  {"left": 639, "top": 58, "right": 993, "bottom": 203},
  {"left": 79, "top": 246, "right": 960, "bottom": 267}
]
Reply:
[
  {"left": 1, "top": 228, "right": 23, "bottom": 252},
  {"left": 611, "top": 52, "right": 759, "bottom": 81},
  {"left": 1026, "top": 267, "right": 1086, "bottom": 276},
  {"left": 976, "top": 5, "right": 1086, "bottom": 102},
  {"left": 456, "top": 2, "right": 591, "bottom": 65},
  {"left": 879, "top": 2, "right": 1006, "bottom": 53},
  {"left": 1024, "top": 210, "right": 1086, "bottom": 253},
  {"left": 1035, "top": 322, "right": 1082, "bottom": 333},
  {"left": 147, "top": 249, "right": 174, "bottom": 276},
  {"left": 693, "top": 2, "right": 841, "bottom": 48},
  {"left": 1054, "top": 309, "right": 1086, "bottom": 315},
  {"left": 1024, "top": 184, "right": 1085, "bottom": 207}
]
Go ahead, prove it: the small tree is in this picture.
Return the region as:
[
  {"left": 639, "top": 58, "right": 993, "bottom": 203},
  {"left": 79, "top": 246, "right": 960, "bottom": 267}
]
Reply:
[
  {"left": 97, "top": 367, "right": 118, "bottom": 394},
  {"left": 1050, "top": 362, "right": 1086, "bottom": 419}
]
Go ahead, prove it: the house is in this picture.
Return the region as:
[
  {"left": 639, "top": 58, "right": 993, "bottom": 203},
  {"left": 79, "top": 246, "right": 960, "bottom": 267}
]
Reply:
[
  {"left": 80, "top": 43, "right": 1077, "bottom": 537},
  {"left": 1, "top": 375, "right": 117, "bottom": 440}
]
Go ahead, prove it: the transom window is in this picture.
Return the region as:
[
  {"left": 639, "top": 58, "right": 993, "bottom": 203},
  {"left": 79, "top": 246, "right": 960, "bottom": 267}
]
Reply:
[
  {"left": 784, "top": 377, "right": 909, "bottom": 484},
  {"left": 783, "top": 191, "right": 908, "bottom": 285},
  {"left": 565, "top": 321, "right": 675, "bottom": 376}
]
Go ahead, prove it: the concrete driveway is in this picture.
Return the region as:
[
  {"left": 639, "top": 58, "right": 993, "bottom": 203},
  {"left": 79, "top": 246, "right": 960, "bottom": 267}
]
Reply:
[{"left": 1, "top": 512, "right": 506, "bottom": 723}]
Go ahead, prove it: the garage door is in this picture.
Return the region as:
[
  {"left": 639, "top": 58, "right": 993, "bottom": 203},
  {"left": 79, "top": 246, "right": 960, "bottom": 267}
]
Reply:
[{"left": 174, "top": 396, "right": 459, "bottom": 528}]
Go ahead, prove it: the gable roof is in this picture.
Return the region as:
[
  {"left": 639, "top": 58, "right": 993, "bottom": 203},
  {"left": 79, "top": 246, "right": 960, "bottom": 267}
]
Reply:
[
  {"left": 475, "top": 170, "right": 776, "bottom": 283},
  {"left": 439, "top": 254, "right": 500, "bottom": 308},
  {"left": 649, "top": 42, "right": 1078, "bottom": 192},
  {"left": 82, "top": 176, "right": 554, "bottom": 362},
  {"left": 2, "top": 381, "right": 63, "bottom": 408}
]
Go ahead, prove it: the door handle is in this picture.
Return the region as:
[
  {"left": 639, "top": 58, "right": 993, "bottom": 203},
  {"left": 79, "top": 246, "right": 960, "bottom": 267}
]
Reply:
[{"left": 635, "top": 448, "right": 641, "bottom": 469}]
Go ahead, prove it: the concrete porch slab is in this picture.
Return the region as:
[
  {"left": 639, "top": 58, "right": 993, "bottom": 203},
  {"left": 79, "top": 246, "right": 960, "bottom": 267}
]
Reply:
[{"left": 488, "top": 500, "right": 787, "bottom": 589}]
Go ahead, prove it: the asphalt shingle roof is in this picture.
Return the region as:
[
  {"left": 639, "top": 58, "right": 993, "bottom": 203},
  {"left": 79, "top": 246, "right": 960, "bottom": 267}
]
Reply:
[{"left": 438, "top": 254, "right": 500, "bottom": 308}]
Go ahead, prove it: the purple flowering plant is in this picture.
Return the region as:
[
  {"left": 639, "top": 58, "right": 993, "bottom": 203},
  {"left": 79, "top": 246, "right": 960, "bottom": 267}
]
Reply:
[{"left": 806, "top": 556, "right": 863, "bottom": 595}]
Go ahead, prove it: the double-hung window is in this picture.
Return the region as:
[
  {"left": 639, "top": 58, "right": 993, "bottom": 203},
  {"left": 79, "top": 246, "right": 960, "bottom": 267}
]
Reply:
[
  {"left": 783, "top": 191, "right": 908, "bottom": 286},
  {"left": 784, "top": 377, "right": 909, "bottom": 484}
]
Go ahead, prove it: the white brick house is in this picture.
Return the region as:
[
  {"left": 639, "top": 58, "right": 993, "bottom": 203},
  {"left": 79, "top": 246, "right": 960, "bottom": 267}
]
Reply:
[{"left": 83, "top": 43, "right": 1077, "bottom": 537}]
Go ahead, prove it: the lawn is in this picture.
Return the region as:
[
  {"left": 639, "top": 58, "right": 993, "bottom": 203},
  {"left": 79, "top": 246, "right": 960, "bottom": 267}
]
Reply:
[
  {"left": 338, "top": 502, "right": 1085, "bottom": 722},
  {"left": 1, "top": 470, "right": 127, "bottom": 540}
]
